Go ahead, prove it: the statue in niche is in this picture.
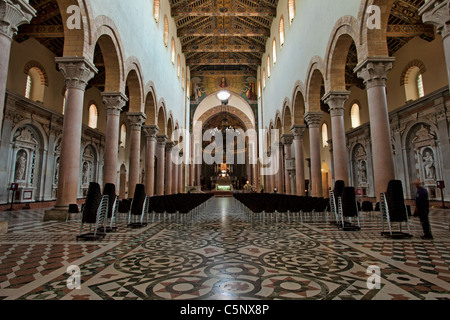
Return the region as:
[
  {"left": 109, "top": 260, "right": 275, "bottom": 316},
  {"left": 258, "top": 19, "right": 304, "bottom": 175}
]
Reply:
[
  {"left": 82, "top": 162, "right": 90, "bottom": 185},
  {"left": 54, "top": 158, "right": 60, "bottom": 185},
  {"left": 15, "top": 150, "right": 27, "bottom": 181},
  {"left": 357, "top": 160, "right": 367, "bottom": 185},
  {"left": 422, "top": 149, "right": 436, "bottom": 180}
]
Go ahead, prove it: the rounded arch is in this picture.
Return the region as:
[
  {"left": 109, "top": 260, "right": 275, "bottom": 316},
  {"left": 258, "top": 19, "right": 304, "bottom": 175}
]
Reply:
[
  {"left": 401, "top": 59, "right": 427, "bottom": 86},
  {"left": 167, "top": 113, "right": 174, "bottom": 141},
  {"left": 357, "top": 0, "right": 395, "bottom": 59},
  {"left": 197, "top": 105, "right": 254, "bottom": 131},
  {"left": 144, "top": 81, "right": 158, "bottom": 125},
  {"left": 157, "top": 98, "right": 167, "bottom": 134},
  {"left": 291, "top": 81, "right": 306, "bottom": 125},
  {"left": 124, "top": 57, "right": 144, "bottom": 113},
  {"left": 275, "top": 112, "right": 283, "bottom": 139},
  {"left": 23, "top": 60, "right": 49, "bottom": 86},
  {"left": 282, "top": 98, "right": 293, "bottom": 134},
  {"left": 325, "top": 16, "right": 362, "bottom": 91},
  {"left": 11, "top": 120, "right": 48, "bottom": 152},
  {"left": 91, "top": 16, "right": 126, "bottom": 92},
  {"left": 305, "top": 56, "right": 327, "bottom": 113}
]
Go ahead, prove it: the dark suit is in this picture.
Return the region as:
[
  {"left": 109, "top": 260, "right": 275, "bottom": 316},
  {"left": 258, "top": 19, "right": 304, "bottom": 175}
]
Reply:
[{"left": 416, "top": 187, "right": 432, "bottom": 238}]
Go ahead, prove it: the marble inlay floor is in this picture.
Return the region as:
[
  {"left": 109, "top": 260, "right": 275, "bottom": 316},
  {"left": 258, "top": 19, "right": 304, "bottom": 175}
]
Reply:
[{"left": 0, "top": 197, "right": 449, "bottom": 300}]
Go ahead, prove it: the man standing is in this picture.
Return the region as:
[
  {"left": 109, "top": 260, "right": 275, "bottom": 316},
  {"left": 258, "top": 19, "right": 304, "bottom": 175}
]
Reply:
[{"left": 414, "top": 179, "right": 433, "bottom": 240}]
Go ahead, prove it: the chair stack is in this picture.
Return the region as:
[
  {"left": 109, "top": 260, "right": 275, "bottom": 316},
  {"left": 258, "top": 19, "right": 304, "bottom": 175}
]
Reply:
[
  {"left": 380, "top": 180, "right": 412, "bottom": 238},
  {"left": 77, "top": 182, "right": 108, "bottom": 241}
]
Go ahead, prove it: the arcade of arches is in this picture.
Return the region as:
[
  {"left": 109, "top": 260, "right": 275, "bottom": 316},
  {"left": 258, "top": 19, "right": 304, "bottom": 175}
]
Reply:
[{"left": 0, "top": 0, "right": 450, "bottom": 302}]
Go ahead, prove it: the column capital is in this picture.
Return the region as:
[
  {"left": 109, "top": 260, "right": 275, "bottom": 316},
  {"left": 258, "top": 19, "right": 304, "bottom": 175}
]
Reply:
[
  {"left": 166, "top": 141, "right": 175, "bottom": 152},
  {"left": 156, "top": 134, "right": 168, "bottom": 146},
  {"left": 102, "top": 92, "right": 128, "bottom": 115},
  {"left": 304, "top": 112, "right": 323, "bottom": 128},
  {"left": 0, "top": 0, "right": 36, "bottom": 39},
  {"left": 354, "top": 57, "right": 396, "bottom": 89},
  {"left": 127, "top": 112, "right": 146, "bottom": 130},
  {"left": 322, "top": 91, "right": 351, "bottom": 117},
  {"left": 143, "top": 125, "right": 159, "bottom": 140},
  {"left": 291, "top": 125, "right": 307, "bottom": 139},
  {"left": 281, "top": 134, "right": 294, "bottom": 146},
  {"left": 56, "top": 57, "right": 98, "bottom": 91},
  {"left": 419, "top": 0, "right": 450, "bottom": 39}
]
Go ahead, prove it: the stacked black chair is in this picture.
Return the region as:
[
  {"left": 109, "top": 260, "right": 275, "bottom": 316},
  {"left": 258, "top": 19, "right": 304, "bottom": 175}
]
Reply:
[
  {"left": 128, "top": 184, "right": 150, "bottom": 228},
  {"left": 330, "top": 180, "right": 345, "bottom": 225},
  {"left": 77, "top": 182, "right": 108, "bottom": 241},
  {"left": 338, "top": 187, "right": 361, "bottom": 231},
  {"left": 380, "top": 180, "right": 412, "bottom": 238},
  {"left": 102, "top": 183, "right": 119, "bottom": 232}
]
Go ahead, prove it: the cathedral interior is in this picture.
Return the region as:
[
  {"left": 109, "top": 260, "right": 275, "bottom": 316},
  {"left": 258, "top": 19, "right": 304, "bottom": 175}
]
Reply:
[{"left": 0, "top": 0, "right": 449, "bottom": 306}]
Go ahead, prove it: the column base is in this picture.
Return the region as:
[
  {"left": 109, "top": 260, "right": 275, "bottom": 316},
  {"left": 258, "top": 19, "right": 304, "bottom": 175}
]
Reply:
[
  {"left": 0, "top": 221, "right": 8, "bottom": 234},
  {"left": 44, "top": 206, "right": 69, "bottom": 222}
]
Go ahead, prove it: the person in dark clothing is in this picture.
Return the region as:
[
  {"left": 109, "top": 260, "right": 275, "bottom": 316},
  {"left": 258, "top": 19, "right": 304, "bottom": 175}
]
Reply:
[{"left": 414, "top": 179, "right": 433, "bottom": 240}]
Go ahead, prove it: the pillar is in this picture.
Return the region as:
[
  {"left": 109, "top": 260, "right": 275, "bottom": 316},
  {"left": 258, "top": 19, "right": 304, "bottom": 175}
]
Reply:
[
  {"left": 165, "top": 141, "right": 175, "bottom": 195},
  {"left": 281, "top": 134, "right": 294, "bottom": 195},
  {"left": 420, "top": 0, "right": 450, "bottom": 89},
  {"left": 143, "top": 125, "right": 159, "bottom": 196},
  {"left": 127, "top": 112, "right": 146, "bottom": 197},
  {"left": 305, "top": 112, "right": 323, "bottom": 197},
  {"left": 156, "top": 135, "right": 168, "bottom": 195},
  {"left": 355, "top": 57, "right": 396, "bottom": 199},
  {"left": 172, "top": 145, "right": 179, "bottom": 194},
  {"left": 44, "top": 57, "right": 97, "bottom": 221},
  {"left": 189, "top": 132, "right": 194, "bottom": 186},
  {"left": 0, "top": 0, "right": 35, "bottom": 128},
  {"left": 179, "top": 151, "right": 184, "bottom": 193},
  {"left": 102, "top": 93, "right": 128, "bottom": 186},
  {"left": 291, "top": 125, "right": 306, "bottom": 196},
  {"left": 323, "top": 91, "right": 350, "bottom": 185},
  {"left": 276, "top": 142, "right": 284, "bottom": 192}
]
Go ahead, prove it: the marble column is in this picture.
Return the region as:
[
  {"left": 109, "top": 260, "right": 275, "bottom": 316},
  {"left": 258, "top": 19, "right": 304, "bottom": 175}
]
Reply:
[
  {"left": 44, "top": 57, "right": 97, "bottom": 221},
  {"left": 156, "top": 135, "right": 168, "bottom": 195},
  {"left": 276, "top": 142, "right": 284, "bottom": 192},
  {"left": 143, "top": 125, "right": 159, "bottom": 196},
  {"left": 420, "top": 0, "right": 450, "bottom": 89},
  {"left": 102, "top": 93, "right": 127, "bottom": 187},
  {"left": 305, "top": 112, "right": 323, "bottom": 197},
  {"left": 281, "top": 134, "right": 294, "bottom": 195},
  {"left": 0, "top": 0, "right": 35, "bottom": 128},
  {"left": 265, "top": 149, "right": 272, "bottom": 192},
  {"left": 165, "top": 141, "right": 175, "bottom": 195},
  {"left": 172, "top": 145, "right": 179, "bottom": 194},
  {"left": 127, "top": 112, "right": 146, "bottom": 197},
  {"left": 323, "top": 91, "right": 350, "bottom": 185},
  {"left": 355, "top": 57, "right": 396, "bottom": 199},
  {"left": 189, "top": 132, "right": 194, "bottom": 186},
  {"left": 178, "top": 151, "right": 184, "bottom": 193},
  {"left": 291, "top": 125, "right": 306, "bottom": 196}
]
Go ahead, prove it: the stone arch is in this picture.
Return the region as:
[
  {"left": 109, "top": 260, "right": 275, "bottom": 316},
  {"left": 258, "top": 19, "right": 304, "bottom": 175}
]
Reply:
[
  {"left": 91, "top": 16, "right": 126, "bottom": 92},
  {"left": 282, "top": 98, "right": 293, "bottom": 134},
  {"left": 56, "top": 0, "right": 93, "bottom": 58},
  {"left": 167, "top": 113, "right": 174, "bottom": 141},
  {"left": 325, "top": 16, "right": 362, "bottom": 91},
  {"left": 23, "top": 60, "right": 49, "bottom": 86},
  {"left": 144, "top": 81, "right": 158, "bottom": 125},
  {"left": 275, "top": 113, "right": 282, "bottom": 139},
  {"left": 400, "top": 59, "right": 427, "bottom": 86},
  {"left": 292, "top": 81, "right": 306, "bottom": 125},
  {"left": 357, "top": 0, "right": 396, "bottom": 59},
  {"left": 305, "top": 56, "right": 327, "bottom": 112},
  {"left": 124, "top": 57, "right": 144, "bottom": 113},
  {"left": 157, "top": 99, "right": 167, "bottom": 135}
]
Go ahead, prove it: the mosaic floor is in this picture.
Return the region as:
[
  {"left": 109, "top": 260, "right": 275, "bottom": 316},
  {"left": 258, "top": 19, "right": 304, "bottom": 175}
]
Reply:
[{"left": 0, "top": 197, "right": 449, "bottom": 300}]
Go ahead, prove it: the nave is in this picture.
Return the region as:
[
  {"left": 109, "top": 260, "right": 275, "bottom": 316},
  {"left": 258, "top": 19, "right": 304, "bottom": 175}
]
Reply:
[{"left": 0, "top": 197, "right": 449, "bottom": 300}]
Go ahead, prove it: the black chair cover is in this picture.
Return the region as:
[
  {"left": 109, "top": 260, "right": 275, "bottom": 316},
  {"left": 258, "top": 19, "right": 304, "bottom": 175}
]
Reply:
[
  {"left": 386, "top": 180, "right": 408, "bottom": 222},
  {"left": 342, "top": 187, "right": 358, "bottom": 218},
  {"left": 82, "top": 182, "right": 102, "bottom": 224},
  {"left": 130, "top": 184, "right": 146, "bottom": 216},
  {"left": 103, "top": 183, "right": 117, "bottom": 218}
]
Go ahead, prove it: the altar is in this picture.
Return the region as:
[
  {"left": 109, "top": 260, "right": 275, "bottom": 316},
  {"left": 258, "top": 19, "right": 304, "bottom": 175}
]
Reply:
[{"left": 212, "top": 164, "right": 235, "bottom": 191}]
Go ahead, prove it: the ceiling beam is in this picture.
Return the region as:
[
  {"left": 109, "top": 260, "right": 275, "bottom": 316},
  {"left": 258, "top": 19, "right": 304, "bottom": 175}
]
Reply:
[
  {"left": 191, "top": 70, "right": 257, "bottom": 76},
  {"left": 186, "top": 58, "right": 260, "bottom": 66},
  {"left": 19, "top": 24, "right": 64, "bottom": 38},
  {"left": 172, "top": 6, "right": 276, "bottom": 18},
  {"left": 179, "top": 27, "right": 270, "bottom": 37},
  {"left": 387, "top": 24, "right": 435, "bottom": 38},
  {"left": 183, "top": 44, "right": 265, "bottom": 53}
]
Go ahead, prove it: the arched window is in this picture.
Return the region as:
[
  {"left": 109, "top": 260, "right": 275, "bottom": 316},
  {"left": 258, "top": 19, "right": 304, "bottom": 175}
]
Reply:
[
  {"left": 322, "top": 123, "right": 329, "bottom": 147},
  {"left": 182, "top": 67, "right": 185, "bottom": 89},
  {"left": 279, "top": 16, "right": 285, "bottom": 46},
  {"left": 417, "top": 73, "right": 425, "bottom": 98},
  {"left": 120, "top": 124, "right": 127, "bottom": 148},
  {"left": 350, "top": 103, "right": 361, "bottom": 128},
  {"left": 171, "top": 38, "right": 175, "bottom": 64},
  {"left": 62, "top": 90, "right": 67, "bottom": 115},
  {"left": 186, "top": 80, "right": 190, "bottom": 98},
  {"left": 288, "top": 0, "right": 295, "bottom": 24},
  {"left": 272, "top": 38, "right": 277, "bottom": 64},
  {"left": 267, "top": 56, "right": 271, "bottom": 78},
  {"left": 163, "top": 15, "right": 169, "bottom": 47},
  {"left": 258, "top": 80, "right": 261, "bottom": 98},
  {"left": 24, "top": 67, "right": 46, "bottom": 102},
  {"left": 25, "top": 74, "right": 32, "bottom": 99},
  {"left": 262, "top": 69, "right": 266, "bottom": 88},
  {"left": 153, "top": 0, "right": 160, "bottom": 22},
  {"left": 88, "top": 104, "right": 98, "bottom": 129},
  {"left": 177, "top": 55, "right": 181, "bottom": 78}
]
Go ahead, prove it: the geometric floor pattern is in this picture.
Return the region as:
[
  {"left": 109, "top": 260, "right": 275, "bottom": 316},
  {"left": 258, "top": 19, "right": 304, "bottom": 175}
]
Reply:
[{"left": 0, "top": 197, "right": 449, "bottom": 300}]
